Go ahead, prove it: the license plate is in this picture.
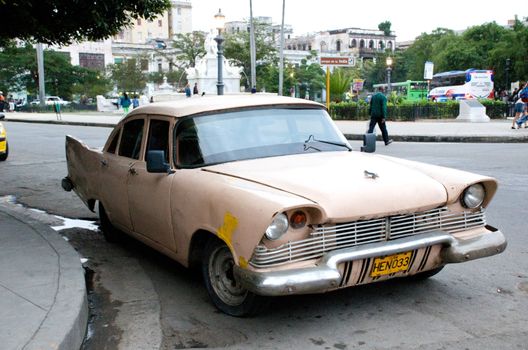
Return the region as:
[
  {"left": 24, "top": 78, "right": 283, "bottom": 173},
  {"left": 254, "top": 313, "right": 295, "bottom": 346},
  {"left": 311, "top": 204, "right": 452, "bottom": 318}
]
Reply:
[{"left": 370, "top": 251, "right": 412, "bottom": 277}]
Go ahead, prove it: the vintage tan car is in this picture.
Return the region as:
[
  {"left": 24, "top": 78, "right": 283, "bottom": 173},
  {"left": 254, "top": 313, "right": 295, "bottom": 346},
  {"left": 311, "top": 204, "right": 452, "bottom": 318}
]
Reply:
[{"left": 63, "top": 95, "right": 506, "bottom": 316}]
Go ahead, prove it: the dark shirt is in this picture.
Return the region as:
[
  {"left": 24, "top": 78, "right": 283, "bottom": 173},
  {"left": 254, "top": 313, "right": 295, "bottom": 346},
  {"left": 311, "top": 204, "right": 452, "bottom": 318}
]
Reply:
[{"left": 369, "top": 92, "right": 387, "bottom": 118}]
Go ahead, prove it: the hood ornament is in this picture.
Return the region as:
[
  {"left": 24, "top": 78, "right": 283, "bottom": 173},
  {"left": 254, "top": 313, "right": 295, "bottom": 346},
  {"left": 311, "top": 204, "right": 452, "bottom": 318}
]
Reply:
[{"left": 364, "top": 170, "right": 379, "bottom": 179}]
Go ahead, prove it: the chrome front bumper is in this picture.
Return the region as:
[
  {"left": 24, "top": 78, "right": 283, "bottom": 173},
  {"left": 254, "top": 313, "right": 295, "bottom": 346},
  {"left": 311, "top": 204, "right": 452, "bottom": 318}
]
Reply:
[{"left": 234, "top": 228, "right": 506, "bottom": 296}]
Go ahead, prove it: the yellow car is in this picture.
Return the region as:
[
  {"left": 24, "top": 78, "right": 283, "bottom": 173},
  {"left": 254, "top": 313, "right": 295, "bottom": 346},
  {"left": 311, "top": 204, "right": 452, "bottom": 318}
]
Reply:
[{"left": 0, "top": 115, "right": 8, "bottom": 161}]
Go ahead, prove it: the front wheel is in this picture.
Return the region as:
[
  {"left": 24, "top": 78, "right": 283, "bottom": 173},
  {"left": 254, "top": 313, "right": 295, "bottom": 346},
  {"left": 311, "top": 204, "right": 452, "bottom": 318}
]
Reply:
[{"left": 202, "top": 239, "right": 265, "bottom": 317}]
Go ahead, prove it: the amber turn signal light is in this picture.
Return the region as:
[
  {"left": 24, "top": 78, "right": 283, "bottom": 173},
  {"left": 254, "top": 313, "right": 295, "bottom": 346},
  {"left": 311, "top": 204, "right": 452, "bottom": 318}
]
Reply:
[{"left": 290, "top": 211, "right": 307, "bottom": 229}]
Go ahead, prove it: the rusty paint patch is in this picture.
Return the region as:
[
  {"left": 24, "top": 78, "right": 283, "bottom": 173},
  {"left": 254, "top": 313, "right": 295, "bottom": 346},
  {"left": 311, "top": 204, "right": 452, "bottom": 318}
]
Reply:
[
  {"left": 238, "top": 256, "right": 248, "bottom": 269},
  {"left": 217, "top": 212, "right": 238, "bottom": 251}
]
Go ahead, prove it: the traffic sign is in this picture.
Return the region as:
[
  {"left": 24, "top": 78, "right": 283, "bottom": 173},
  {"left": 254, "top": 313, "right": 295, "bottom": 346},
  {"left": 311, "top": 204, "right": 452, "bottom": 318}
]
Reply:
[{"left": 320, "top": 56, "right": 355, "bottom": 66}]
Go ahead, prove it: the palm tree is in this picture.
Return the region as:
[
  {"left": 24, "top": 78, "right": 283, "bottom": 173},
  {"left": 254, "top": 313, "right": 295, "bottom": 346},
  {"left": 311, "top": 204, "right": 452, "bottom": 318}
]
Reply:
[{"left": 329, "top": 68, "right": 352, "bottom": 102}]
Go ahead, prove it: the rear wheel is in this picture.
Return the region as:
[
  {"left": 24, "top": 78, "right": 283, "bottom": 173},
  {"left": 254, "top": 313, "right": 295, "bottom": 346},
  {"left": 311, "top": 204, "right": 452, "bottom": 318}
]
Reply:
[
  {"left": 0, "top": 142, "right": 8, "bottom": 161},
  {"left": 202, "top": 238, "right": 265, "bottom": 317},
  {"left": 98, "top": 202, "right": 122, "bottom": 243}
]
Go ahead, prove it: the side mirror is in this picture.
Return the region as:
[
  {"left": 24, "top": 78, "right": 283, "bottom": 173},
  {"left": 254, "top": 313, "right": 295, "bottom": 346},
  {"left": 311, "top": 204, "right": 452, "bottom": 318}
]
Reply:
[
  {"left": 146, "top": 150, "right": 173, "bottom": 174},
  {"left": 360, "top": 133, "right": 376, "bottom": 153}
]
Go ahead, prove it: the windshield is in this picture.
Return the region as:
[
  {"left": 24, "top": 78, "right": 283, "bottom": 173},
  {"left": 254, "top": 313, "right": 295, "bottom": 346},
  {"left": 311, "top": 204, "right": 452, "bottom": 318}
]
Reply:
[{"left": 174, "top": 107, "right": 350, "bottom": 167}]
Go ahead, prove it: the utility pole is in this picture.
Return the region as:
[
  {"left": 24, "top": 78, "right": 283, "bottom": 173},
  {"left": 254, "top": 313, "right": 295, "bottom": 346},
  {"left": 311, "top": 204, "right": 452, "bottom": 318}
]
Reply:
[
  {"left": 505, "top": 58, "right": 511, "bottom": 92},
  {"left": 249, "top": 0, "right": 256, "bottom": 91},
  {"left": 278, "top": 0, "right": 285, "bottom": 96},
  {"left": 36, "top": 43, "right": 46, "bottom": 107}
]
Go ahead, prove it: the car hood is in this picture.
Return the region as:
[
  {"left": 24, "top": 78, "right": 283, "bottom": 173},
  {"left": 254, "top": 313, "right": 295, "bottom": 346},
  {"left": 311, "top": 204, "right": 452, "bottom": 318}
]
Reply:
[{"left": 203, "top": 151, "right": 448, "bottom": 221}]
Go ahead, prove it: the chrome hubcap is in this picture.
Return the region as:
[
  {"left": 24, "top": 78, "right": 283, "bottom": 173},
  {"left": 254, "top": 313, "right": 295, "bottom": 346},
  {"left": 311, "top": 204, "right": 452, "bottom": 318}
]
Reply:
[{"left": 208, "top": 245, "right": 247, "bottom": 306}]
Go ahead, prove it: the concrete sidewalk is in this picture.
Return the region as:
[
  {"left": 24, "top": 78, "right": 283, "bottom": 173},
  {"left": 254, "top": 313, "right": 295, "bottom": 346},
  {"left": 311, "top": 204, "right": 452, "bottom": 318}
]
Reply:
[
  {"left": 0, "top": 200, "right": 87, "bottom": 350},
  {"left": 4, "top": 111, "right": 528, "bottom": 142}
]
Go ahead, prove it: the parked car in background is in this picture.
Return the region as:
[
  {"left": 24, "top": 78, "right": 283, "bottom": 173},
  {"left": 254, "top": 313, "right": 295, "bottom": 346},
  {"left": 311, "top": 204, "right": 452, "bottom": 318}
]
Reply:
[
  {"left": 62, "top": 95, "right": 506, "bottom": 316},
  {"left": 0, "top": 114, "right": 8, "bottom": 161},
  {"left": 30, "top": 96, "right": 71, "bottom": 106}
]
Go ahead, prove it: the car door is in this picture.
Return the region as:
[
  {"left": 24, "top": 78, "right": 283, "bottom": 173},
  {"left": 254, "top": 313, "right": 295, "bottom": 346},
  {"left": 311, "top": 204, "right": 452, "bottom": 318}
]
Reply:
[
  {"left": 99, "top": 117, "right": 145, "bottom": 233},
  {"left": 127, "top": 116, "right": 177, "bottom": 252}
]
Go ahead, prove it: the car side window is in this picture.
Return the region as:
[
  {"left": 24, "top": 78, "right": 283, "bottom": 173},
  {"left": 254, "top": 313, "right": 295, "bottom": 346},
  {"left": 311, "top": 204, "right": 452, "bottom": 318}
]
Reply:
[
  {"left": 147, "top": 119, "right": 170, "bottom": 163},
  {"left": 106, "top": 128, "right": 121, "bottom": 154},
  {"left": 119, "top": 119, "right": 144, "bottom": 159}
]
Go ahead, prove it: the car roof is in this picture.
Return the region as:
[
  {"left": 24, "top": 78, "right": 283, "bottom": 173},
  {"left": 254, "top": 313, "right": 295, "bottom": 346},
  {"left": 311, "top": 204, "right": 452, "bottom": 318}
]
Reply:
[{"left": 125, "top": 94, "right": 325, "bottom": 120}]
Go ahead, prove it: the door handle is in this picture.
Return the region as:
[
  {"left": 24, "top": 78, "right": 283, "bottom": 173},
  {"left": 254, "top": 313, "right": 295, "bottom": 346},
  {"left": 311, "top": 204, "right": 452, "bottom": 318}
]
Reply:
[
  {"left": 100, "top": 159, "right": 108, "bottom": 167},
  {"left": 129, "top": 167, "right": 137, "bottom": 175}
]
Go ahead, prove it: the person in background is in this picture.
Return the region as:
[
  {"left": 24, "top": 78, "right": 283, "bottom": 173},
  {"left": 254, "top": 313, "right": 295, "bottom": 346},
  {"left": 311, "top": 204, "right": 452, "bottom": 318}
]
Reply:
[
  {"left": 185, "top": 83, "right": 192, "bottom": 98},
  {"left": 193, "top": 83, "right": 199, "bottom": 95},
  {"left": 0, "top": 91, "right": 5, "bottom": 112},
  {"left": 515, "top": 103, "right": 528, "bottom": 129},
  {"left": 119, "top": 93, "right": 131, "bottom": 114},
  {"left": 132, "top": 95, "right": 139, "bottom": 109},
  {"left": 368, "top": 90, "right": 393, "bottom": 145},
  {"left": 512, "top": 82, "right": 528, "bottom": 129}
]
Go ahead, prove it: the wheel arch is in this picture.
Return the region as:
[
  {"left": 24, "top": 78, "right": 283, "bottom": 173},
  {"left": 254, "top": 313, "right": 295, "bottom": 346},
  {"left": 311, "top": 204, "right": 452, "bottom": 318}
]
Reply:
[{"left": 188, "top": 229, "right": 227, "bottom": 271}]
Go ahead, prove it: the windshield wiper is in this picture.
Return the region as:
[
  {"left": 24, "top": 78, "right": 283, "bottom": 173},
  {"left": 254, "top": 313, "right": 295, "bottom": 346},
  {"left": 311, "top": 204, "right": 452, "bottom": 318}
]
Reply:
[{"left": 303, "top": 134, "right": 352, "bottom": 152}]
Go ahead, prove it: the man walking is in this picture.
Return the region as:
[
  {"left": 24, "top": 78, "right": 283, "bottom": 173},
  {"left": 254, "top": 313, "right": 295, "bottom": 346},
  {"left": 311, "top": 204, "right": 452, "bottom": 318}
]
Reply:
[{"left": 368, "top": 91, "right": 392, "bottom": 145}]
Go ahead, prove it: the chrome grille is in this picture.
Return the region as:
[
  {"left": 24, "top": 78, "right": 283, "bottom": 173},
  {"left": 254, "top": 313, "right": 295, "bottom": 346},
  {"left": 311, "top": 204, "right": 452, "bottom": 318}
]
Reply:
[{"left": 250, "top": 207, "right": 486, "bottom": 268}]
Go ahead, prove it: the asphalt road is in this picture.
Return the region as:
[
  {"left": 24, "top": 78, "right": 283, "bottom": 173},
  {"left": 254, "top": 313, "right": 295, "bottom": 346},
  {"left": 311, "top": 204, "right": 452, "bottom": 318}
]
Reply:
[{"left": 1, "top": 122, "right": 527, "bottom": 350}]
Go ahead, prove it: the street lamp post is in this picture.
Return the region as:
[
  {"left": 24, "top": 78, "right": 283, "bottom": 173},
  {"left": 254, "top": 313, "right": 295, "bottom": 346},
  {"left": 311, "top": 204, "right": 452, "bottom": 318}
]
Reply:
[
  {"left": 386, "top": 56, "right": 393, "bottom": 94},
  {"left": 505, "top": 58, "right": 511, "bottom": 93},
  {"left": 213, "top": 9, "right": 226, "bottom": 95}
]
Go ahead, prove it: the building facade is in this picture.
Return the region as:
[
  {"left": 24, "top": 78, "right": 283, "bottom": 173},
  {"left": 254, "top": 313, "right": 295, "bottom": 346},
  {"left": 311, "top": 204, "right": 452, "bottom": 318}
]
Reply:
[
  {"left": 53, "top": 0, "right": 192, "bottom": 71},
  {"left": 286, "top": 27, "right": 395, "bottom": 66}
]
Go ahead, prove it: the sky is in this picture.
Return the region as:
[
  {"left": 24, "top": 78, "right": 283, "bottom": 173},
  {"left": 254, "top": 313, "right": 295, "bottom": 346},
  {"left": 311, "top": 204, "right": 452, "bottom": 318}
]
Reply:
[{"left": 191, "top": 0, "right": 526, "bottom": 41}]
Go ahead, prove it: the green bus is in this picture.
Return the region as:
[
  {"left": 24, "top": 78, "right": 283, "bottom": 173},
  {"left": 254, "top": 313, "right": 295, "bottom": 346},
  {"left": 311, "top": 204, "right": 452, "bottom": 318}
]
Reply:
[{"left": 373, "top": 80, "right": 428, "bottom": 101}]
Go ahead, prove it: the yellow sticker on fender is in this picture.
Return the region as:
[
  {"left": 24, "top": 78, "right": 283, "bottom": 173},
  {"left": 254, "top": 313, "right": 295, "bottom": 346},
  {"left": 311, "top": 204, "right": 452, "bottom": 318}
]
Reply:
[{"left": 370, "top": 251, "right": 412, "bottom": 277}]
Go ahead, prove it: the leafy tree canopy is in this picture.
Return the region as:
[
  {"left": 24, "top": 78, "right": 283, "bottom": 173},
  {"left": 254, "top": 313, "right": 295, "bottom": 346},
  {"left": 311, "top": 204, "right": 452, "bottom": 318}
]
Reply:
[
  {"left": 108, "top": 57, "right": 148, "bottom": 93},
  {"left": 0, "top": 42, "right": 109, "bottom": 99},
  {"left": 395, "top": 20, "right": 528, "bottom": 89},
  {"left": 170, "top": 31, "right": 207, "bottom": 68},
  {"left": 378, "top": 21, "right": 392, "bottom": 36},
  {"left": 0, "top": 0, "right": 171, "bottom": 45},
  {"left": 224, "top": 21, "right": 278, "bottom": 89}
]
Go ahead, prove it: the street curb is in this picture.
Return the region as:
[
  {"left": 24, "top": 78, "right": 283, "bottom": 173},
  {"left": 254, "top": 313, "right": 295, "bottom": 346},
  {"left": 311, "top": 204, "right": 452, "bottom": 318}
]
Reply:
[
  {"left": 343, "top": 133, "right": 528, "bottom": 143},
  {"left": 5, "top": 118, "right": 115, "bottom": 128},
  {"left": 0, "top": 204, "right": 88, "bottom": 350},
  {"left": 6, "top": 117, "right": 528, "bottom": 143}
]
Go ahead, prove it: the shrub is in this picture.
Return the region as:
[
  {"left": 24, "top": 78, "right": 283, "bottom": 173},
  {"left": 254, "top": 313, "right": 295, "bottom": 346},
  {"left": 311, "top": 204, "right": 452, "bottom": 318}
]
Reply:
[{"left": 330, "top": 99, "right": 508, "bottom": 121}]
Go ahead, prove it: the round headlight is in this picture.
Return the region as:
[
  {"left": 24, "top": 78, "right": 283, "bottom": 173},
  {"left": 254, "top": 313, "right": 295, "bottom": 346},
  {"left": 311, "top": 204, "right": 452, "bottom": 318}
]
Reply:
[
  {"left": 265, "top": 213, "right": 289, "bottom": 240},
  {"left": 462, "top": 183, "right": 485, "bottom": 209}
]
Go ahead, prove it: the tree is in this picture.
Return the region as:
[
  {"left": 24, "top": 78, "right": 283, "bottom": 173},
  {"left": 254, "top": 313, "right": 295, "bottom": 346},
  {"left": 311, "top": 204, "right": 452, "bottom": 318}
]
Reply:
[
  {"left": 293, "top": 54, "right": 325, "bottom": 99},
  {"left": 71, "top": 68, "right": 112, "bottom": 101},
  {"left": 378, "top": 21, "right": 392, "bottom": 36},
  {"left": 0, "top": 42, "right": 109, "bottom": 100},
  {"left": 224, "top": 21, "right": 277, "bottom": 90},
  {"left": 0, "top": 42, "right": 36, "bottom": 94},
  {"left": 147, "top": 67, "right": 186, "bottom": 89},
  {"left": 0, "top": 0, "right": 171, "bottom": 45},
  {"left": 400, "top": 28, "right": 454, "bottom": 81},
  {"left": 433, "top": 35, "right": 481, "bottom": 72},
  {"left": 170, "top": 32, "right": 207, "bottom": 68},
  {"left": 108, "top": 58, "right": 148, "bottom": 93},
  {"left": 484, "top": 20, "right": 527, "bottom": 88},
  {"left": 329, "top": 68, "right": 352, "bottom": 102},
  {"left": 364, "top": 52, "right": 407, "bottom": 88}
]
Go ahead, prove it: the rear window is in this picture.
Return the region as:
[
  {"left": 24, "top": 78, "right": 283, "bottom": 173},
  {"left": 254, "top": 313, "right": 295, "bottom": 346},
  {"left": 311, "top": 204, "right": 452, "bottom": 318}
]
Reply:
[{"left": 119, "top": 119, "right": 144, "bottom": 159}]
